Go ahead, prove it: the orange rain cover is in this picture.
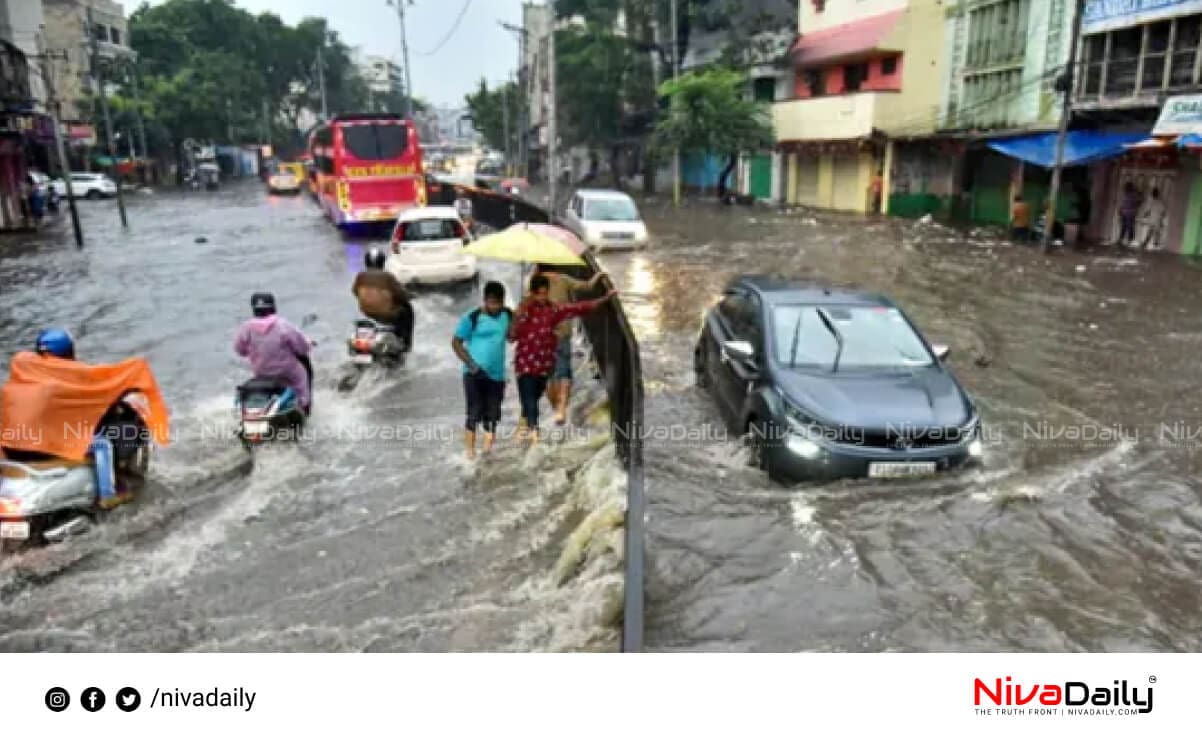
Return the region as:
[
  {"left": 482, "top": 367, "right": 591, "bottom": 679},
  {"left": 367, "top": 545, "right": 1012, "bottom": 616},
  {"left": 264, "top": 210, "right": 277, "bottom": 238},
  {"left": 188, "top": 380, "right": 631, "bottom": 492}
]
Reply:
[{"left": 0, "top": 351, "right": 170, "bottom": 462}]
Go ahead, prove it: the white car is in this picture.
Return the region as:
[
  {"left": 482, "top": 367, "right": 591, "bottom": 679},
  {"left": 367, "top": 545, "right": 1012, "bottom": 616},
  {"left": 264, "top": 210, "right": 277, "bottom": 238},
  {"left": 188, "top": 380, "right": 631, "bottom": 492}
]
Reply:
[
  {"left": 562, "top": 189, "right": 649, "bottom": 251},
  {"left": 66, "top": 172, "right": 118, "bottom": 199},
  {"left": 386, "top": 206, "right": 478, "bottom": 286}
]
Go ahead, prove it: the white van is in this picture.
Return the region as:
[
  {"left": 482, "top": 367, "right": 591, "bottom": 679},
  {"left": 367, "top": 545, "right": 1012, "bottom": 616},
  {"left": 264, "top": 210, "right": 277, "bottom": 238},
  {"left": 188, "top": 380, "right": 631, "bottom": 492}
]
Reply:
[
  {"left": 562, "top": 189, "right": 649, "bottom": 251},
  {"left": 386, "top": 206, "right": 478, "bottom": 286}
]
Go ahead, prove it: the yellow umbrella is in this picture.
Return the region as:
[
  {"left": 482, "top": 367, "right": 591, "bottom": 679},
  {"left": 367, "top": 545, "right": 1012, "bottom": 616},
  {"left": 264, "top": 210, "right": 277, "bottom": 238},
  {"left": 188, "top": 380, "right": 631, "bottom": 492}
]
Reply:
[{"left": 462, "top": 222, "right": 587, "bottom": 267}]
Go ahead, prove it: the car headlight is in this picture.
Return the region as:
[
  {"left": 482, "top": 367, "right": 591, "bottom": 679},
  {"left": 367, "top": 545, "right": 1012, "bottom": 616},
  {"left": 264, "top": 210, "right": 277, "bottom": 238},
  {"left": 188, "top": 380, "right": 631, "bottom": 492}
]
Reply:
[
  {"left": 787, "top": 436, "right": 822, "bottom": 459},
  {"left": 967, "top": 439, "right": 984, "bottom": 457}
]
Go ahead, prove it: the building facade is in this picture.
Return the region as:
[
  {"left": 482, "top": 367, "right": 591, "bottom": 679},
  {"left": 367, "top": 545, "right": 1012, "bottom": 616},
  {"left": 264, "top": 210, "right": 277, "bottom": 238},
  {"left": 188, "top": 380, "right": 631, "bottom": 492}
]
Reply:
[
  {"left": 356, "top": 53, "right": 404, "bottom": 102},
  {"left": 921, "top": 0, "right": 1077, "bottom": 224},
  {"left": 42, "top": 0, "right": 131, "bottom": 124},
  {"left": 1072, "top": 0, "right": 1202, "bottom": 253},
  {"left": 774, "top": 0, "right": 948, "bottom": 214}
]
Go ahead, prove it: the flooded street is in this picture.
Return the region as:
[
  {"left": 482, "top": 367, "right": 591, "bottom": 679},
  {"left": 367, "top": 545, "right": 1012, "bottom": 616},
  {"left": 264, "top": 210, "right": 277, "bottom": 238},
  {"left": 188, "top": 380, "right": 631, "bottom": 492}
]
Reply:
[
  {"left": 0, "top": 185, "right": 623, "bottom": 651},
  {"left": 597, "top": 200, "right": 1202, "bottom": 651}
]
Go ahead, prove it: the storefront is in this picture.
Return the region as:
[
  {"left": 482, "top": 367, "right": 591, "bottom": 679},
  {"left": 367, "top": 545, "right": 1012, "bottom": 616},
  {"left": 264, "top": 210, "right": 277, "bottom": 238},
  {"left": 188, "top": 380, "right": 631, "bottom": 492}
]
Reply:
[
  {"left": 779, "top": 139, "right": 879, "bottom": 213},
  {"left": 1102, "top": 95, "right": 1202, "bottom": 253}
]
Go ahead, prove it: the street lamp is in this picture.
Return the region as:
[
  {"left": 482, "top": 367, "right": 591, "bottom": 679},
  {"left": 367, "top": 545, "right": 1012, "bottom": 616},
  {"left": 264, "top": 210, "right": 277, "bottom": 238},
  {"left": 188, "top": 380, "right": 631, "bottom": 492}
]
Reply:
[{"left": 385, "top": 0, "right": 415, "bottom": 119}]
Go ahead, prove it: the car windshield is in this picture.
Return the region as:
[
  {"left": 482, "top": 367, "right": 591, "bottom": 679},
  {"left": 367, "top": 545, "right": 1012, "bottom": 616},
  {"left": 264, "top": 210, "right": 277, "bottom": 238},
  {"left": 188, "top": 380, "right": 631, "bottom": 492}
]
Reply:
[
  {"left": 772, "top": 304, "right": 934, "bottom": 370},
  {"left": 401, "top": 218, "right": 463, "bottom": 242},
  {"left": 583, "top": 198, "right": 639, "bottom": 221}
]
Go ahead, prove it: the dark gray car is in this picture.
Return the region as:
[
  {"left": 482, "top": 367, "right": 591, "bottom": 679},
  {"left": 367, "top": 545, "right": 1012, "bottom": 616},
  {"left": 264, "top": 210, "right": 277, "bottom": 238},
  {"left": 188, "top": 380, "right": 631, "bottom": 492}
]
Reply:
[{"left": 694, "top": 276, "right": 982, "bottom": 484}]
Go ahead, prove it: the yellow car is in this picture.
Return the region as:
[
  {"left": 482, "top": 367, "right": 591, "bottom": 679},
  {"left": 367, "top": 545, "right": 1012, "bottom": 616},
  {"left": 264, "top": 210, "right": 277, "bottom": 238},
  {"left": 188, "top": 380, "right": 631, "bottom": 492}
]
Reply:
[
  {"left": 280, "top": 162, "right": 305, "bottom": 182},
  {"left": 268, "top": 169, "right": 301, "bottom": 195}
]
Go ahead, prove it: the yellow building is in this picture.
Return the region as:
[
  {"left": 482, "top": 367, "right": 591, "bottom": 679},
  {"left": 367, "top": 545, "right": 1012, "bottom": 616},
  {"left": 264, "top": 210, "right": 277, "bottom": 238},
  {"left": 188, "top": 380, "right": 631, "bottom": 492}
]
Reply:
[{"left": 774, "top": 0, "right": 947, "bottom": 214}]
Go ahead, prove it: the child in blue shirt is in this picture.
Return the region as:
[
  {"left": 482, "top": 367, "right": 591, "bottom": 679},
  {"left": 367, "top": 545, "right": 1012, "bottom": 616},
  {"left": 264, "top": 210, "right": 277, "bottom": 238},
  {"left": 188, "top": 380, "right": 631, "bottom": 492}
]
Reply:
[{"left": 452, "top": 281, "right": 513, "bottom": 459}]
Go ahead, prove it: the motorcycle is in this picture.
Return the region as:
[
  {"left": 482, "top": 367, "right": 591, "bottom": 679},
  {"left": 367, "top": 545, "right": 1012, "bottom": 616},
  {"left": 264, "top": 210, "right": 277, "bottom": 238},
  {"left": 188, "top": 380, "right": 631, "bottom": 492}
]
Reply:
[
  {"left": 347, "top": 319, "right": 405, "bottom": 368},
  {"left": 236, "top": 375, "right": 308, "bottom": 447},
  {"left": 0, "top": 396, "right": 152, "bottom": 550}
]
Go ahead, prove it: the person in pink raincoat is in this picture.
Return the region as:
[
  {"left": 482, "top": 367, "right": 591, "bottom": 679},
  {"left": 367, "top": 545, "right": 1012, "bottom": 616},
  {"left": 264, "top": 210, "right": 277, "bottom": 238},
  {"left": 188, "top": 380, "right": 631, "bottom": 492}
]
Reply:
[{"left": 234, "top": 292, "right": 314, "bottom": 414}]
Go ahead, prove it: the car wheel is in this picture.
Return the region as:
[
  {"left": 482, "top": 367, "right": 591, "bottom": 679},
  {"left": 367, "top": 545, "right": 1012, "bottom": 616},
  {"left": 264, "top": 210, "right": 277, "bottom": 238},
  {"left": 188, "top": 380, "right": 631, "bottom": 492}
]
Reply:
[
  {"left": 86, "top": 190, "right": 100, "bottom": 200},
  {"left": 693, "top": 343, "right": 708, "bottom": 388}
]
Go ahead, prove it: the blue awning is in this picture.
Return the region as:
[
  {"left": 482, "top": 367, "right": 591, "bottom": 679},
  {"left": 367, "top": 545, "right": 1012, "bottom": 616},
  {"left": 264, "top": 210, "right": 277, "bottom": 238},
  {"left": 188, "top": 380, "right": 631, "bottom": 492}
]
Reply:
[{"left": 986, "top": 131, "right": 1147, "bottom": 168}]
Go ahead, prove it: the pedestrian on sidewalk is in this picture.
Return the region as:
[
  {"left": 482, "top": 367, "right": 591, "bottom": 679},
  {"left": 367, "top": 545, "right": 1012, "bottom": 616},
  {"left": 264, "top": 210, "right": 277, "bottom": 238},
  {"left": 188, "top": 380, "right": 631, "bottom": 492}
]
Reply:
[
  {"left": 869, "top": 169, "right": 884, "bottom": 215},
  {"left": 1137, "top": 187, "right": 1166, "bottom": 251},
  {"left": 509, "top": 273, "right": 618, "bottom": 446},
  {"left": 1118, "top": 182, "right": 1142, "bottom": 248},
  {"left": 1010, "top": 194, "right": 1031, "bottom": 242},
  {"left": 452, "top": 281, "right": 513, "bottom": 460},
  {"left": 532, "top": 265, "right": 609, "bottom": 426}
]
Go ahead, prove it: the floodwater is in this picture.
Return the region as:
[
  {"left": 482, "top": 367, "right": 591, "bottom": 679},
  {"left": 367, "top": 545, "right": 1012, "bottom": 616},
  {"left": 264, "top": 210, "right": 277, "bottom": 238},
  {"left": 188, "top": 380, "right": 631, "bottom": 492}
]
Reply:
[
  {"left": 596, "top": 199, "right": 1202, "bottom": 651},
  {"left": 0, "top": 184, "right": 624, "bottom": 651}
]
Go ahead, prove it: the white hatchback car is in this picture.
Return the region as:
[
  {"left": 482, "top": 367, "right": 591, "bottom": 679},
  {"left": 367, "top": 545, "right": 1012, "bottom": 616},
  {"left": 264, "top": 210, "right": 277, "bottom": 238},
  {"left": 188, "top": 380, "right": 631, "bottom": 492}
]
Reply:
[
  {"left": 562, "top": 189, "right": 649, "bottom": 251},
  {"left": 66, "top": 172, "right": 119, "bottom": 199},
  {"left": 386, "top": 206, "right": 478, "bottom": 286}
]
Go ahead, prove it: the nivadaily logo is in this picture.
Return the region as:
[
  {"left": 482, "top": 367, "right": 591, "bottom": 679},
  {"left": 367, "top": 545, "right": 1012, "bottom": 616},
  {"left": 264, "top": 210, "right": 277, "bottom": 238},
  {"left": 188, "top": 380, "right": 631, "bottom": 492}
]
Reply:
[{"left": 974, "top": 676, "right": 1155, "bottom": 716}]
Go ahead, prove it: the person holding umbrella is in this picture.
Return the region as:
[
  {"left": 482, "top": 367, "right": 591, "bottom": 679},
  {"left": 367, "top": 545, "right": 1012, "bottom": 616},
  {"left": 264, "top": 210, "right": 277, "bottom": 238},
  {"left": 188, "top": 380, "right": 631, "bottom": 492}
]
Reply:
[{"left": 509, "top": 274, "right": 617, "bottom": 445}]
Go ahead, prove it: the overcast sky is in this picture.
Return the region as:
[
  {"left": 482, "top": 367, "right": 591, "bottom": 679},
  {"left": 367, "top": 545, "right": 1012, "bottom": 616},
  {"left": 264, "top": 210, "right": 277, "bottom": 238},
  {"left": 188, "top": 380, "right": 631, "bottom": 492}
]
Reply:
[{"left": 143, "top": 0, "right": 528, "bottom": 108}]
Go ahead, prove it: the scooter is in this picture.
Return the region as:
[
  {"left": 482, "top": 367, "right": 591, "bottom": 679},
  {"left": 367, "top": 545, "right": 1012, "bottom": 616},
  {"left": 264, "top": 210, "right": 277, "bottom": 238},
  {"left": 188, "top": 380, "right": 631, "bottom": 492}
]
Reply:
[
  {"left": 347, "top": 319, "right": 406, "bottom": 368},
  {"left": 0, "top": 397, "right": 152, "bottom": 551},
  {"left": 235, "top": 376, "right": 308, "bottom": 446}
]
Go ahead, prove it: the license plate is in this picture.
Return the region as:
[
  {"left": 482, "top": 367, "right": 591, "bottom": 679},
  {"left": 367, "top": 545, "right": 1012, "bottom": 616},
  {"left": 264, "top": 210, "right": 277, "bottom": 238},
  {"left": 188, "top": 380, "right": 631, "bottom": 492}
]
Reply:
[
  {"left": 0, "top": 521, "right": 30, "bottom": 540},
  {"left": 243, "top": 421, "right": 270, "bottom": 436},
  {"left": 868, "top": 462, "right": 937, "bottom": 479},
  {"left": 353, "top": 354, "right": 374, "bottom": 365}
]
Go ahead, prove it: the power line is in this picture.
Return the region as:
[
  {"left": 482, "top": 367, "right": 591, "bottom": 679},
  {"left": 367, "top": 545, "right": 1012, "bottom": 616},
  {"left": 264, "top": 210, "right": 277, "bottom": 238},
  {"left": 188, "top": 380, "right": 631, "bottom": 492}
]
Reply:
[{"left": 417, "top": 0, "right": 474, "bottom": 56}]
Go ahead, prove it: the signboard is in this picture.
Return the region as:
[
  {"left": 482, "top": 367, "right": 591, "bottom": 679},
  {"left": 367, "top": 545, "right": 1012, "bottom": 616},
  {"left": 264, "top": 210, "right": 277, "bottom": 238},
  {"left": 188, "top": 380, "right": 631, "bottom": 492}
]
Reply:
[
  {"left": 0, "top": 113, "right": 55, "bottom": 142},
  {"left": 68, "top": 123, "right": 96, "bottom": 146},
  {"left": 1084, "top": 0, "right": 1202, "bottom": 34},
  {"left": 1153, "top": 94, "right": 1202, "bottom": 135}
]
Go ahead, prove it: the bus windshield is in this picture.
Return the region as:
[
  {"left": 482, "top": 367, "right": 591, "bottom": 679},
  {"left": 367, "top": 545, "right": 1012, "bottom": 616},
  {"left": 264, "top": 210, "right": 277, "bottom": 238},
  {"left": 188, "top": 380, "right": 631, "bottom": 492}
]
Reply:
[{"left": 341, "top": 123, "right": 409, "bottom": 161}]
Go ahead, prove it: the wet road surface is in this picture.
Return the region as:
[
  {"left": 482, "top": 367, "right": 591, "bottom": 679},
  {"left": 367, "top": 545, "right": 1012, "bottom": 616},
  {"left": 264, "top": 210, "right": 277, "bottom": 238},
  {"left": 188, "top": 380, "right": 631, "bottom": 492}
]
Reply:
[
  {"left": 596, "top": 200, "right": 1202, "bottom": 651},
  {"left": 0, "top": 185, "right": 623, "bottom": 651}
]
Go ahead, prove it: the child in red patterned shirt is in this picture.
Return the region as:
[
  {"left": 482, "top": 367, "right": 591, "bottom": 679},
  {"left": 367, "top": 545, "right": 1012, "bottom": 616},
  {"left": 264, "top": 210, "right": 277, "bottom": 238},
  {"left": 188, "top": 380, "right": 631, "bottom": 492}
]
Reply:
[{"left": 508, "top": 273, "right": 618, "bottom": 444}]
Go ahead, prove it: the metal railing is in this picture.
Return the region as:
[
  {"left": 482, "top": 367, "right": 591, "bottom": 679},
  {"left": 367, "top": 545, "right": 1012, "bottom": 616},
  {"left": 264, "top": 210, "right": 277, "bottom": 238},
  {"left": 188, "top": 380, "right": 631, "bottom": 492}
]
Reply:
[{"left": 431, "top": 177, "right": 647, "bottom": 652}]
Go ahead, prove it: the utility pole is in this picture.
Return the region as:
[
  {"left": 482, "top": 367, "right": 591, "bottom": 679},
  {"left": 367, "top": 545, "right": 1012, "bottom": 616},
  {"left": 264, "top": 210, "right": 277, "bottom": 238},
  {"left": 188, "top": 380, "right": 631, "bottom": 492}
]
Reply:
[
  {"left": 390, "top": 0, "right": 415, "bottom": 118},
  {"left": 1043, "top": 0, "right": 1086, "bottom": 252},
  {"left": 670, "top": 0, "right": 681, "bottom": 207},
  {"left": 36, "top": 35, "right": 83, "bottom": 247},
  {"left": 500, "top": 22, "right": 530, "bottom": 178},
  {"left": 128, "top": 60, "right": 149, "bottom": 182},
  {"left": 316, "top": 46, "right": 329, "bottom": 121},
  {"left": 547, "top": 11, "right": 559, "bottom": 217},
  {"left": 88, "top": 6, "right": 127, "bottom": 227},
  {"left": 502, "top": 81, "right": 511, "bottom": 176}
]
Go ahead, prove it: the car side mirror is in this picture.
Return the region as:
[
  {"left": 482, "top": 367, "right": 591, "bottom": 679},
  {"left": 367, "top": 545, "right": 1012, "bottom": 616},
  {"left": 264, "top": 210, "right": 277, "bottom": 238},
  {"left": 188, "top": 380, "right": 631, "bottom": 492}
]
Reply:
[
  {"left": 723, "top": 340, "right": 756, "bottom": 365},
  {"left": 932, "top": 343, "right": 951, "bottom": 362}
]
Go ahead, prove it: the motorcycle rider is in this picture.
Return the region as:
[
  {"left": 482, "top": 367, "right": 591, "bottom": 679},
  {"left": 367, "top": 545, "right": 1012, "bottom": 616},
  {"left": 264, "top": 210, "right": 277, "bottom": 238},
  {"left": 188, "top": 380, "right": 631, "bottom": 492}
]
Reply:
[
  {"left": 351, "top": 247, "right": 414, "bottom": 352},
  {"left": 234, "top": 293, "right": 314, "bottom": 415}
]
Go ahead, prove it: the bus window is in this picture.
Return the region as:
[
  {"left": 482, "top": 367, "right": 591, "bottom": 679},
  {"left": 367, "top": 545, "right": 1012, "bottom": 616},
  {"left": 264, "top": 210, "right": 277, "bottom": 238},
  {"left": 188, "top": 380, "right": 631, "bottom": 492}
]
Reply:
[{"left": 343, "top": 124, "right": 409, "bottom": 161}]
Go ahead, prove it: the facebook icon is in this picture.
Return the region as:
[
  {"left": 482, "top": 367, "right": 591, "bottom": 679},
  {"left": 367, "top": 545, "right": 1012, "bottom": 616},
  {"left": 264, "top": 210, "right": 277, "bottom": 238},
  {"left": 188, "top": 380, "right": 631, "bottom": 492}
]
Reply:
[{"left": 80, "top": 687, "right": 106, "bottom": 712}]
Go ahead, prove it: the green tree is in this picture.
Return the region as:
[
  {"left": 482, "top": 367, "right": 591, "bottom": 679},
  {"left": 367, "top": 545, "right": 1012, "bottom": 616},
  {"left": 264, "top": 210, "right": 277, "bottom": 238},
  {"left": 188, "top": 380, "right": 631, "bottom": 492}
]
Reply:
[
  {"left": 127, "top": 0, "right": 374, "bottom": 162},
  {"left": 464, "top": 79, "right": 524, "bottom": 155},
  {"left": 653, "top": 67, "right": 775, "bottom": 196}
]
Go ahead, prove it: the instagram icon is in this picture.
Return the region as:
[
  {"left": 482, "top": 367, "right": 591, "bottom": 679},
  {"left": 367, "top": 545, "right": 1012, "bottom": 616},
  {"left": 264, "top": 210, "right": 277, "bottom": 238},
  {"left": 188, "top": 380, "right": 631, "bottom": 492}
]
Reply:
[{"left": 44, "top": 687, "right": 70, "bottom": 712}]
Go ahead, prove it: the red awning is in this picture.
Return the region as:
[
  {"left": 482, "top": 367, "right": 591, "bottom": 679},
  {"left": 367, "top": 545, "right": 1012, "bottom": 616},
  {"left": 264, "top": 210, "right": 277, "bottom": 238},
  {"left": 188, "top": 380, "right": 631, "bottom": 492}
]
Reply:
[{"left": 788, "top": 10, "right": 904, "bottom": 68}]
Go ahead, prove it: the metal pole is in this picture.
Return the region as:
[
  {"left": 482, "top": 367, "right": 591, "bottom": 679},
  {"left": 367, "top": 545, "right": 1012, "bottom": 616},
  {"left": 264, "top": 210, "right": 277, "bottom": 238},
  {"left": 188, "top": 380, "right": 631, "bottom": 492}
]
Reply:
[
  {"left": 316, "top": 46, "right": 329, "bottom": 121},
  {"left": 670, "top": 0, "right": 681, "bottom": 207},
  {"left": 1043, "top": 0, "right": 1085, "bottom": 252},
  {"left": 37, "top": 36, "right": 83, "bottom": 247},
  {"left": 547, "top": 12, "right": 559, "bottom": 216},
  {"left": 89, "top": 6, "right": 127, "bottom": 227},
  {"left": 128, "top": 59, "right": 149, "bottom": 183},
  {"left": 395, "top": 0, "right": 415, "bottom": 118},
  {"left": 503, "top": 81, "right": 511, "bottom": 175}
]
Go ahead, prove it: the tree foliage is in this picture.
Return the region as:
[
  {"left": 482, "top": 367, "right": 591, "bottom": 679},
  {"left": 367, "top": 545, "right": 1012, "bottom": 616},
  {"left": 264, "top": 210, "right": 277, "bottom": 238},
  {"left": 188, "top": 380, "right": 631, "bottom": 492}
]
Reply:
[
  {"left": 653, "top": 67, "right": 774, "bottom": 156},
  {"left": 127, "top": 0, "right": 373, "bottom": 157},
  {"left": 464, "top": 79, "right": 524, "bottom": 153}
]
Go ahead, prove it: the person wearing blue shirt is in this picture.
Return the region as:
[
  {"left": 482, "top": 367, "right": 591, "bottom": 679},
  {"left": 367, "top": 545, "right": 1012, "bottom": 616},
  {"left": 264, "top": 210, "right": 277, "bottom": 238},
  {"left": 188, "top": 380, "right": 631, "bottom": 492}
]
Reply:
[{"left": 452, "top": 281, "right": 513, "bottom": 459}]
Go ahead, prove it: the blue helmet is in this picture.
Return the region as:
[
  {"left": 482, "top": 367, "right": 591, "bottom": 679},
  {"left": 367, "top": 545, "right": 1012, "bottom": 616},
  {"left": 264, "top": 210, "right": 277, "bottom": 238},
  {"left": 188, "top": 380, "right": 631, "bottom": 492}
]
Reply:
[{"left": 35, "top": 328, "right": 75, "bottom": 359}]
